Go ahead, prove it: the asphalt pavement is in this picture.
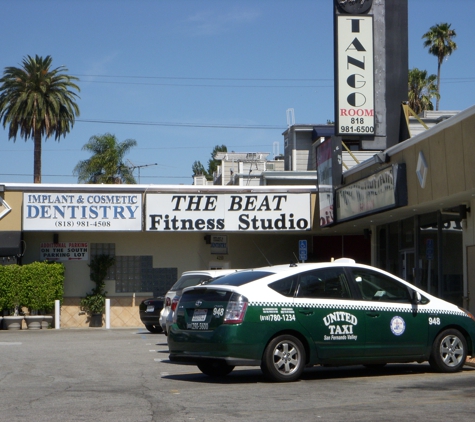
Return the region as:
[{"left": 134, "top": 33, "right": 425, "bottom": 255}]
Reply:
[{"left": 2, "top": 328, "right": 475, "bottom": 422}]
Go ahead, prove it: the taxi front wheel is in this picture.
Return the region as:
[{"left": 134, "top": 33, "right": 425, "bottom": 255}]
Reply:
[
  {"left": 429, "top": 328, "right": 467, "bottom": 373},
  {"left": 261, "top": 335, "right": 306, "bottom": 382}
]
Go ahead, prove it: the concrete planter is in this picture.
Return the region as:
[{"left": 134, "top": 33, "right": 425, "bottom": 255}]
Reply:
[
  {"left": 3, "top": 316, "right": 24, "bottom": 330},
  {"left": 90, "top": 314, "right": 103, "bottom": 327},
  {"left": 41, "top": 315, "right": 54, "bottom": 329},
  {"left": 25, "top": 315, "right": 44, "bottom": 330}
]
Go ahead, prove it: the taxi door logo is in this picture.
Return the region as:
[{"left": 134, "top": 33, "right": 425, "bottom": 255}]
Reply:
[
  {"left": 390, "top": 316, "right": 406, "bottom": 336},
  {"left": 323, "top": 311, "right": 358, "bottom": 341}
]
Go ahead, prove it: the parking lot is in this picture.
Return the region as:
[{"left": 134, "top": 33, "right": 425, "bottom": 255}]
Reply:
[{"left": 1, "top": 328, "right": 475, "bottom": 422}]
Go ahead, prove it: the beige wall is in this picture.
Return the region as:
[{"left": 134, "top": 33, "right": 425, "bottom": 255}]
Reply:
[
  {"left": 343, "top": 112, "right": 475, "bottom": 209},
  {"left": 0, "top": 191, "right": 22, "bottom": 231},
  {"left": 19, "top": 229, "right": 313, "bottom": 327}
]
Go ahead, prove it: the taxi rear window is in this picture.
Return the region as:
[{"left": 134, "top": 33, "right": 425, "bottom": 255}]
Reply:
[{"left": 207, "top": 271, "right": 274, "bottom": 286}]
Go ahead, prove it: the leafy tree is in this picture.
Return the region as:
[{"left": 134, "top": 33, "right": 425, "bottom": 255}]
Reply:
[
  {"left": 74, "top": 133, "right": 137, "bottom": 184},
  {"left": 408, "top": 68, "right": 439, "bottom": 115},
  {"left": 422, "top": 23, "right": 457, "bottom": 110},
  {"left": 192, "top": 144, "right": 227, "bottom": 181},
  {"left": 192, "top": 161, "right": 208, "bottom": 178},
  {"left": 207, "top": 144, "right": 227, "bottom": 176},
  {"left": 0, "top": 55, "right": 80, "bottom": 183}
]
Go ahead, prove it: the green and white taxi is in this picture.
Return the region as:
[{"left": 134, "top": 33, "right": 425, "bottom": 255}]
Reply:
[{"left": 168, "top": 259, "right": 475, "bottom": 382}]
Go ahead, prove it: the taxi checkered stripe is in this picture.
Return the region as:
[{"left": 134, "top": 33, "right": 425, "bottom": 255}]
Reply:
[{"left": 249, "top": 301, "right": 468, "bottom": 317}]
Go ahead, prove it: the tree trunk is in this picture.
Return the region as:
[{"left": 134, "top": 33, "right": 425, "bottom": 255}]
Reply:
[
  {"left": 34, "top": 131, "right": 42, "bottom": 183},
  {"left": 436, "top": 59, "right": 442, "bottom": 111}
]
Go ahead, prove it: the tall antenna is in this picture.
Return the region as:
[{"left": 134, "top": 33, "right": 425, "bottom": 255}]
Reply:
[
  {"left": 286, "top": 108, "right": 295, "bottom": 128},
  {"left": 273, "top": 142, "right": 280, "bottom": 158},
  {"left": 127, "top": 160, "right": 158, "bottom": 183}
]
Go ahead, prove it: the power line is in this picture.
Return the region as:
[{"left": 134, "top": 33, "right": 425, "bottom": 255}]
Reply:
[
  {"left": 74, "top": 74, "right": 333, "bottom": 82},
  {"left": 0, "top": 172, "right": 190, "bottom": 180},
  {"left": 76, "top": 118, "right": 285, "bottom": 129},
  {"left": 73, "top": 73, "right": 475, "bottom": 87},
  {"left": 73, "top": 74, "right": 475, "bottom": 83}
]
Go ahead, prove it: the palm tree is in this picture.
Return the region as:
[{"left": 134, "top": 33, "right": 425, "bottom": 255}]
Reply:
[
  {"left": 0, "top": 55, "right": 80, "bottom": 183},
  {"left": 422, "top": 23, "right": 457, "bottom": 110},
  {"left": 408, "top": 68, "right": 439, "bottom": 115},
  {"left": 74, "top": 133, "right": 137, "bottom": 184}
]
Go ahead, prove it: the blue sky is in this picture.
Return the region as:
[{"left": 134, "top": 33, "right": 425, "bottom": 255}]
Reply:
[{"left": 1, "top": 0, "right": 474, "bottom": 185}]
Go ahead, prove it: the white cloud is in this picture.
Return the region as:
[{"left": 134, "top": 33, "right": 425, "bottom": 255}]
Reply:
[{"left": 183, "top": 8, "right": 260, "bottom": 36}]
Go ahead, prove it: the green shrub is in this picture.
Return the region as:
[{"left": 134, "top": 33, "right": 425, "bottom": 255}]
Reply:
[
  {"left": 0, "top": 264, "right": 23, "bottom": 315},
  {"left": 0, "top": 262, "right": 64, "bottom": 315},
  {"left": 80, "top": 254, "right": 115, "bottom": 315}
]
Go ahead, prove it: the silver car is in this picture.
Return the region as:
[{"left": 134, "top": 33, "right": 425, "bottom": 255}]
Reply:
[{"left": 160, "top": 269, "right": 239, "bottom": 334}]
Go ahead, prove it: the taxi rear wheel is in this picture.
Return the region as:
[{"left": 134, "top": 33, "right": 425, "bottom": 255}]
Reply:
[
  {"left": 261, "top": 335, "right": 306, "bottom": 382},
  {"left": 429, "top": 329, "right": 467, "bottom": 373},
  {"left": 197, "top": 361, "right": 235, "bottom": 377}
]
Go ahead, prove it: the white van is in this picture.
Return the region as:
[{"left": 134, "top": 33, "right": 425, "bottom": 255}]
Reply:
[{"left": 160, "top": 269, "right": 239, "bottom": 334}]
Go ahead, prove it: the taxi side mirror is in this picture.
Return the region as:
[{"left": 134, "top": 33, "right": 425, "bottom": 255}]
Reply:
[{"left": 413, "top": 291, "right": 422, "bottom": 304}]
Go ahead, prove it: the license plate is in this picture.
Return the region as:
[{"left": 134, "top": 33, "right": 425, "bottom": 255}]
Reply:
[
  {"left": 192, "top": 308, "right": 207, "bottom": 322},
  {"left": 146, "top": 305, "right": 154, "bottom": 312}
]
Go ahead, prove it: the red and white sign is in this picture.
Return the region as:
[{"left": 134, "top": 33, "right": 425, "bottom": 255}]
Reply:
[{"left": 40, "top": 242, "right": 89, "bottom": 261}]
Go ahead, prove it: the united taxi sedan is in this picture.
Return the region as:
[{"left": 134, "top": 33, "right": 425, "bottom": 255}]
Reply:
[{"left": 167, "top": 259, "right": 475, "bottom": 382}]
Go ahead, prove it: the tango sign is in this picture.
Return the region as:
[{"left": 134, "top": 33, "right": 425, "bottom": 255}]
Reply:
[{"left": 336, "top": 15, "right": 375, "bottom": 136}]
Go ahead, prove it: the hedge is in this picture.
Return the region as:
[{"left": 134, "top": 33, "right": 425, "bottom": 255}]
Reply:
[{"left": 0, "top": 262, "right": 64, "bottom": 315}]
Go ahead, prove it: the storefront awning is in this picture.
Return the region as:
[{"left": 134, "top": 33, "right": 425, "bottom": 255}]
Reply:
[{"left": 0, "top": 231, "right": 21, "bottom": 257}]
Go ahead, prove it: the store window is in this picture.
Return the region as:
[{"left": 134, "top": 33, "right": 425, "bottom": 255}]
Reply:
[
  {"left": 377, "top": 212, "right": 463, "bottom": 306},
  {"left": 90, "top": 243, "right": 115, "bottom": 279},
  {"left": 90, "top": 243, "right": 177, "bottom": 294},
  {"left": 114, "top": 256, "right": 177, "bottom": 294},
  {"left": 420, "top": 212, "right": 463, "bottom": 305}
]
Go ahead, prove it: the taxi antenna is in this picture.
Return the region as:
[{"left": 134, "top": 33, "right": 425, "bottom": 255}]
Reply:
[{"left": 253, "top": 241, "right": 272, "bottom": 266}]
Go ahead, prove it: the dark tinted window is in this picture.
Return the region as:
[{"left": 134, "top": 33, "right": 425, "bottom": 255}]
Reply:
[
  {"left": 171, "top": 274, "right": 212, "bottom": 290},
  {"left": 269, "top": 275, "right": 298, "bottom": 297},
  {"left": 351, "top": 268, "right": 411, "bottom": 303},
  {"left": 296, "top": 268, "right": 351, "bottom": 299},
  {"left": 181, "top": 288, "right": 233, "bottom": 302},
  {"left": 207, "top": 271, "right": 274, "bottom": 286}
]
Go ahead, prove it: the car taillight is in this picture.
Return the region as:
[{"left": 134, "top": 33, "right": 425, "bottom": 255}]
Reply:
[
  {"left": 224, "top": 293, "right": 248, "bottom": 324},
  {"left": 165, "top": 297, "right": 171, "bottom": 307},
  {"left": 171, "top": 296, "right": 180, "bottom": 312}
]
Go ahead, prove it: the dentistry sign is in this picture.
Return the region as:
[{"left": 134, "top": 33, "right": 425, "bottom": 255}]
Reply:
[
  {"left": 23, "top": 193, "right": 142, "bottom": 231},
  {"left": 146, "top": 193, "right": 311, "bottom": 232}
]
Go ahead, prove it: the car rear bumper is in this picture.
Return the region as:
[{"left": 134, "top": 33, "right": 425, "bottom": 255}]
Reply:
[{"left": 139, "top": 314, "right": 161, "bottom": 325}]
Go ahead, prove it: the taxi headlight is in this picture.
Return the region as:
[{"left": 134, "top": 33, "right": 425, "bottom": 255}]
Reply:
[{"left": 458, "top": 307, "right": 475, "bottom": 322}]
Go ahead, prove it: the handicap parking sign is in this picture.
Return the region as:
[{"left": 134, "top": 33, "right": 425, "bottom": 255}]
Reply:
[{"left": 299, "top": 240, "right": 307, "bottom": 262}]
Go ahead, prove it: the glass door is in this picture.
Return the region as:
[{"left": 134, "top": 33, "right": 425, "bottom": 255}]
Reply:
[{"left": 400, "top": 250, "right": 415, "bottom": 284}]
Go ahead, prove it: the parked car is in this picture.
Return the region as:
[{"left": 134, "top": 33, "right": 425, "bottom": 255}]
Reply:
[
  {"left": 139, "top": 296, "right": 164, "bottom": 333},
  {"left": 168, "top": 258, "right": 475, "bottom": 382},
  {"left": 160, "top": 269, "right": 240, "bottom": 335}
]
